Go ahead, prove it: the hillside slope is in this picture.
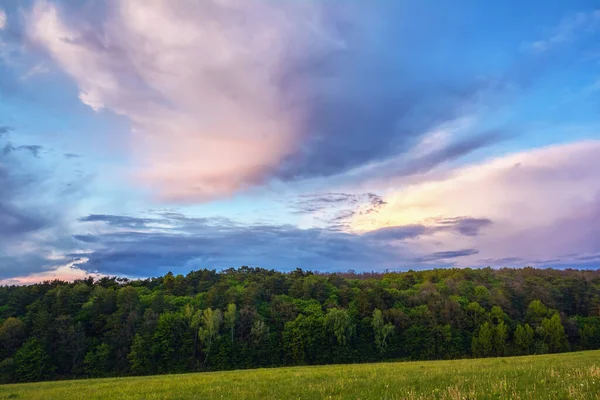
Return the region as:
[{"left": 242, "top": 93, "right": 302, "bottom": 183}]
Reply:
[{"left": 1, "top": 350, "right": 600, "bottom": 400}]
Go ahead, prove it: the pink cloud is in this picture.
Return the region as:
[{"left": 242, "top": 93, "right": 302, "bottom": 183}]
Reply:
[
  {"left": 27, "top": 0, "right": 341, "bottom": 202},
  {"left": 352, "top": 140, "right": 600, "bottom": 266},
  {"left": 0, "top": 259, "right": 100, "bottom": 286}
]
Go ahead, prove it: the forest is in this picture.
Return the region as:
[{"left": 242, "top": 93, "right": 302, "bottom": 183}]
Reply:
[{"left": 1, "top": 266, "right": 599, "bottom": 383}]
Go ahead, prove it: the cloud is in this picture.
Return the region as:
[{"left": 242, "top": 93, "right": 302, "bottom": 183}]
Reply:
[
  {"left": 0, "top": 141, "right": 47, "bottom": 238},
  {"left": 342, "top": 129, "right": 506, "bottom": 185},
  {"left": 363, "top": 217, "right": 492, "bottom": 242},
  {"left": 0, "top": 133, "right": 89, "bottom": 279},
  {"left": 27, "top": 0, "right": 501, "bottom": 202},
  {"left": 78, "top": 214, "right": 159, "bottom": 228},
  {"left": 0, "top": 126, "right": 13, "bottom": 136},
  {"left": 17, "top": 145, "right": 43, "bottom": 157},
  {"left": 527, "top": 10, "right": 600, "bottom": 53},
  {"left": 433, "top": 217, "right": 493, "bottom": 237},
  {"left": 352, "top": 140, "right": 600, "bottom": 268},
  {"left": 287, "top": 192, "right": 387, "bottom": 230},
  {"left": 3, "top": 144, "right": 44, "bottom": 157},
  {"left": 0, "top": 203, "right": 46, "bottom": 235},
  {"left": 364, "top": 225, "right": 428, "bottom": 241},
  {"left": 72, "top": 212, "right": 407, "bottom": 276},
  {"left": 69, "top": 207, "right": 498, "bottom": 277},
  {"left": 20, "top": 62, "right": 50, "bottom": 80},
  {"left": 0, "top": 258, "right": 97, "bottom": 286},
  {"left": 0, "top": 8, "right": 6, "bottom": 30},
  {"left": 415, "top": 249, "right": 479, "bottom": 263}
]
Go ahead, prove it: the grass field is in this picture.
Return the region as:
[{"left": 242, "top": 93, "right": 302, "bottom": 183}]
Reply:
[{"left": 1, "top": 351, "right": 600, "bottom": 399}]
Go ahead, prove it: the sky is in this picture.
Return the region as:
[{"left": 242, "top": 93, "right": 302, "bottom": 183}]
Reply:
[{"left": 1, "top": 0, "right": 600, "bottom": 284}]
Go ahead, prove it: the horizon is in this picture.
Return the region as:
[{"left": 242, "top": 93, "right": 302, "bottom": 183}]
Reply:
[
  {"left": 4, "top": 264, "right": 600, "bottom": 287},
  {"left": 2, "top": 0, "right": 600, "bottom": 284}
]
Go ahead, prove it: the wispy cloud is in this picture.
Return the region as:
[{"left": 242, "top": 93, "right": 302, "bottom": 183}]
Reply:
[
  {"left": 19, "top": 62, "right": 50, "bottom": 80},
  {"left": 415, "top": 249, "right": 479, "bottom": 263},
  {"left": 287, "top": 192, "right": 386, "bottom": 230},
  {"left": 527, "top": 10, "right": 600, "bottom": 53},
  {"left": 0, "top": 8, "right": 6, "bottom": 30}
]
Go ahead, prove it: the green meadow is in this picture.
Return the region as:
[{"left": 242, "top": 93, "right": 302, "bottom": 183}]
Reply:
[{"left": 2, "top": 350, "right": 600, "bottom": 399}]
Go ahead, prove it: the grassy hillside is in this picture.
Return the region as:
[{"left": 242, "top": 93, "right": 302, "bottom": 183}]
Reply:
[{"left": 1, "top": 350, "right": 600, "bottom": 400}]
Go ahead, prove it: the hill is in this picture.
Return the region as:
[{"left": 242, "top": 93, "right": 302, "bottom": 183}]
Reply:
[
  {"left": 1, "top": 267, "right": 600, "bottom": 383},
  {"left": 1, "top": 351, "right": 600, "bottom": 399}
]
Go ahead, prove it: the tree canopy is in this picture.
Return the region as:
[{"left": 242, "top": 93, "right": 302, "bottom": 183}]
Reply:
[{"left": 0, "top": 266, "right": 599, "bottom": 383}]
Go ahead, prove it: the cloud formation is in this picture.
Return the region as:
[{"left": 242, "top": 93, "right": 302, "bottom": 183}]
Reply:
[
  {"left": 353, "top": 140, "right": 600, "bottom": 268},
  {"left": 0, "top": 131, "right": 90, "bottom": 279},
  {"left": 72, "top": 212, "right": 402, "bottom": 276},
  {"left": 0, "top": 8, "right": 6, "bottom": 30},
  {"left": 528, "top": 10, "right": 600, "bottom": 53},
  {"left": 68, "top": 207, "right": 500, "bottom": 277},
  {"left": 28, "top": 0, "right": 497, "bottom": 202}
]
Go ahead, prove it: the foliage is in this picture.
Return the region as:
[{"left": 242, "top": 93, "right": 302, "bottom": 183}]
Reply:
[
  {"left": 13, "top": 338, "right": 53, "bottom": 382},
  {"left": 372, "top": 309, "right": 394, "bottom": 354},
  {"left": 514, "top": 323, "right": 535, "bottom": 355},
  {"left": 0, "top": 266, "right": 600, "bottom": 382}
]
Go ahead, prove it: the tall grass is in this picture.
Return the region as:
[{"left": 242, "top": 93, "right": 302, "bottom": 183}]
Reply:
[{"left": 1, "top": 350, "right": 600, "bottom": 399}]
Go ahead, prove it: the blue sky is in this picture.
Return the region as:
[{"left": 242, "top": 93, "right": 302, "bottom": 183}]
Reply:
[{"left": 1, "top": 0, "right": 600, "bottom": 283}]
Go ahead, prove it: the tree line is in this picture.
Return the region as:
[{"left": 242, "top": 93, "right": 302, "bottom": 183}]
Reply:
[{"left": 1, "top": 266, "right": 599, "bottom": 383}]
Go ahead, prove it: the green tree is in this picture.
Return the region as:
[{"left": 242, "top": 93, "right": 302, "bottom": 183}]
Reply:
[
  {"left": 472, "top": 322, "right": 493, "bottom": 357},
  {"left": 0, "top": 317, "right": 25, "bottom": 359},
  {"left": 128, "top": 334, "right": 153, "bottom": 375},
  {"left": 282, "top": 313, "right": 326, "bottom": 365},
  {"left": 514, "top": 323, "right": 535, "bottom": 355},
  {"left": 580, "top": 323, "right": 599, "bottom": 350},
  {"left": 541, "top": 314, "right": 568, "bottom": 353},
  {"left": 372, "top": 309, "right": 394, "bottom": 354},
  {"left": 325, "top": 308, "right": 354, "bottom": 346},
  {"left": 198, "top": 308, "right": 222, "bottom": 366},
  {"left": 526, "top": 300, "right": 550, "bottom": 327},
  {"left": 493, "top": 320, "right": 508, "bottom": 356},
  {"left": 83, "top": 343, "right": 112, "bottom": 377},
  {"left": 153, "top": 312, "right": 193, "bottom": 372},
  {"left": 14, "top": 338, "right": 53, "bottom": 382},
  {"left": 224, "top": 303, "right": 237, "bottom": 345}
]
